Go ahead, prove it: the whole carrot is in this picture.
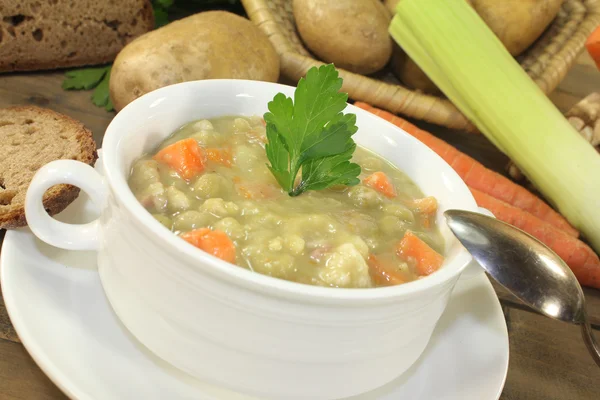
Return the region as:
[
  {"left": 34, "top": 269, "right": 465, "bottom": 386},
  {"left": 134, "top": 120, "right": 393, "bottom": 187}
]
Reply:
[
  {"left": 471, "top": 188, "right": 600, "bottom": 289},
  {"left": 355, "top": 102, "right": 579, "bottom": 237}
]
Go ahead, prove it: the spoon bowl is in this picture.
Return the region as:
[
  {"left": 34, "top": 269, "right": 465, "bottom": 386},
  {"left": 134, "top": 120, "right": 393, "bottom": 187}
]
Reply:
[{"left": 444, "top": 209, "right": 600, "bottom": 367}]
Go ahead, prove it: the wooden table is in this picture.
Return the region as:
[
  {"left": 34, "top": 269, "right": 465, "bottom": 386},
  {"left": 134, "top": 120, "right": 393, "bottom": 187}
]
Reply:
[{"left": 1, "top": 53, "right": 600, "bottom": 400}]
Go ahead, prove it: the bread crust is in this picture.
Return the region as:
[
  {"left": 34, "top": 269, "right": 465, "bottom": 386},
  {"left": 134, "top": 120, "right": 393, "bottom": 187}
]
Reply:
[
  {"left": 0, "top": 0, "right": 154, "bottom": 72},
  {"left": 0, "top": 106, "right": 98, "bottom": 229}
]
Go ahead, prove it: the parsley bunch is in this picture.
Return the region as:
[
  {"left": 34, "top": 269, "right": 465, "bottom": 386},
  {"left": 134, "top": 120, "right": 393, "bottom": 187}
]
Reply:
[{"left": 265, "top": 64, "right": 361, "bottom": 197}]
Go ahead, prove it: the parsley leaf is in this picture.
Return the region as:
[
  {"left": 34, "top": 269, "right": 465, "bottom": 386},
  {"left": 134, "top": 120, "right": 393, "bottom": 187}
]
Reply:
[
  {"left": 62, "top": 67, "right": 108, "bottom": 90},
  {"left": 264, "top": 64, "right": 361, "bottom": 197},
  {"left": 154, "top": 0, "right": 174, "bottom": 8},
  {"left": 153, "top": 7, "right": 170, "bottom": 27},
  {"left": 91, "top": 67, "right": 114, "bottom": 111},
  {"left": 62, "top": 66, "right": 114, "bottom": 112}
]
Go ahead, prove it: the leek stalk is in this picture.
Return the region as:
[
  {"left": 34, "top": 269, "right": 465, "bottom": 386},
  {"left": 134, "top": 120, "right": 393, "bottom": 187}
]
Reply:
[{"left": 389, "top": 0, "right": 600, "bottom": 253}]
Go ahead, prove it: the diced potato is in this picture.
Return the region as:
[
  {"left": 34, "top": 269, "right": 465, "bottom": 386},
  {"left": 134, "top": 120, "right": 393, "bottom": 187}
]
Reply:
[
  {"left": 238, "top": 200, "right": 261, "bottom": 216},
  {"left": 383, "top": 203, "right": 415, "bottom": 222},
  {"left": 246, "top": 229, "right": 277, "bottom": 243},
  {"left": 343, "top": 235, "right": 369, "bottom": 259},
  {"left": 242, "top": 244, "right": 295, "bottom": 278},
  {"left": 364, "top": 237, "right": 379, "bottom": 251},
  {"left": 136, "top": 181, "right": 167, "bottom": 212},
  {"left": 166, "top": 186, "right": 191, "bottom": 212},
  {"left": 213, "top": 217, "right": 245, "bottom": 240},
  {"left": 193, "top": 173, "right": 233, "bottom": 199},
  {"left": 200, "top": 198, "right": 239, "bottom": 218},
  {"left": 285, "top": 214, "right": 339, "bottom": 235},
  {"left": 344, "top": 213, "right": 378, "bottom": 236},
  {"left": 233, "top": 117, "right": 252, "bottom": 132},
  {"left": 379, "top": 215, "right": 408, "bottom": 236},
  {"left": 268, "top": 236, "right": 283, "bottom": 251},
  {"left": 359, "top": 156, "right": 383, "bottom": 171},
  {"left": 234, "top": 144, "right": 263, "bottom": 171},
  {"left": 130, "top": 159, "right": 161, "bottom": 188},
  {"left": 152, "top": 214, "right": 172, "bottom": 230},
  {"left": 190, "top": 129, "right": 223, "bottom": 146},
  {"left": 317, "top": 244, "right": 372, "bottom": 288},
  {"left": 283, "top": 234, "right": 305, "bottom": 255},
  {"left": 247, "top": 115, "right": 264, "bottom": 127},
  {"left": 225, "top": 201, "right": 240, "bottom": 216},
  {"left": 173, "top": 210, "right": 216, "bottom": 232},
  {"left": 192, "top": 120, "right": 214, "bottom": 131},
  {"left": 347, "top": 185, "right": 383, "bottom": 208},
  {"left": 246, "top": 212, "right": 283, "bottom": 228}
]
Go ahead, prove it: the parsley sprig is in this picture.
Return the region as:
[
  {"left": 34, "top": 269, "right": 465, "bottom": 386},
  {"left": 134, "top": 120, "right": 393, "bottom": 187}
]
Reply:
[
  {"left": 264, "top": 64, "right": 361, "bottom": 197},
  {"left": 62, "top": 66, "right": 113, "bottom": 111}
]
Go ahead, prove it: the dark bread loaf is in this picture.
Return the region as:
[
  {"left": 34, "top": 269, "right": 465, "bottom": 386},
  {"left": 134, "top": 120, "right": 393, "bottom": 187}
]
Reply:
[
  {"left": 0, "top": 106, "right": 97, "bottom": 229},
  {"left": 0, "top": 0, "right": 154, "bottom": 72}
]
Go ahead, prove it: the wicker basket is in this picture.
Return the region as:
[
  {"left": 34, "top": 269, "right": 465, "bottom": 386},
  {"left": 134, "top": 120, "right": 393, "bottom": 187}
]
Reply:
[{"left": 241, "top": 0, "right": 600, "bottom": 132}]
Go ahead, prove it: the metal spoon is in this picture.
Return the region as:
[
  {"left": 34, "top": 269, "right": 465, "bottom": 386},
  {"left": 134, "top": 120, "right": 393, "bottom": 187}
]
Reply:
[{"left": 444, "top": 209, "right": 600, "bottom": 367}]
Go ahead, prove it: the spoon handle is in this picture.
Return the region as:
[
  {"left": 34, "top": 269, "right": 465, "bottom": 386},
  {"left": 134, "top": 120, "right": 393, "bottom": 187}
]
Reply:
[{"left": 581, "top": 311, "right": 600, "bottom": 368}]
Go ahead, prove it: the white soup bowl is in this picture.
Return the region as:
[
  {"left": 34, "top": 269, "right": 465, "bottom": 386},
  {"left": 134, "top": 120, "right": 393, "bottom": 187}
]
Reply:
[{"left": 24, "top": 79, "right": 482, "bottom": 399}]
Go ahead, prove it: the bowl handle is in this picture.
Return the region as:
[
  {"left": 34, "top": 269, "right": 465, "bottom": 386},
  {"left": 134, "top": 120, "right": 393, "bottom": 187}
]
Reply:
[{"left": 25, "top": 160, "right": 108, "bottom": 251}]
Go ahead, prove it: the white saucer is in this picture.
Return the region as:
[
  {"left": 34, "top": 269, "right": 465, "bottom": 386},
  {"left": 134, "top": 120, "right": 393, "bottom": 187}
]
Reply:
[{"left": 1, "top": 192, "right": 509, "bottom": 400}]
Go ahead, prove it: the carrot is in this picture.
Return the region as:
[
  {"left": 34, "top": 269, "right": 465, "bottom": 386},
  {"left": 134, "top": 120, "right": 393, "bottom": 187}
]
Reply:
[
  {"left": 408, "top": 196, "right": 437, "bottom": 229},
  {"left": 368, "top": 254, "right": 407, "bottom": 286},
  {"left": 363, "top": 171, "right": 397, "bottom": 198},
  {"left": 409, "top": 196, "right": 438, "bottom": 214},
  {"left": 355, "top": 102, "right": 579, "bottom": 238},
  {"left": 205, "top": 147, "right": 232, "bottom": 167},
  {"left": 471, "top": 188, "right": 600, "bottom": 289},
  {"left": 396, "top": 231, "right": 444, "bottom": 276},
  {"left": 180, "top": 228, "right": 236, "bottom": 263},
  {"left": 154, "top": 138, "right": 205, "bottom": 180},
  {"left": 586, "top": 25, "right": 600, "bottom": 70}
]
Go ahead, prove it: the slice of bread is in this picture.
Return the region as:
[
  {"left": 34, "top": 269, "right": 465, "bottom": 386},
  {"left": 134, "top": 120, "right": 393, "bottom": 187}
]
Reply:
[
  {"left": 0, "top": 0, "right": 154, "bottom": 73},
  {"left": 0, "top": 106, "right": 97, "bottom": 229}
]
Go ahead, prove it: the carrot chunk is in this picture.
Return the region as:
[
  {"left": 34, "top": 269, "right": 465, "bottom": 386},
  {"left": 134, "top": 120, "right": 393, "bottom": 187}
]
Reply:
[
  {"left": 180, "top": 228, "right": 236, "bottom": 263},
  {"left": 396, "top": 231, "right": 444, "bottom": 276},
  {"left": 363, "top": 171, "right": 397, "bottom": 198},
  {"left": 205, "top": 147, "right": 233, "bottom": 167},
  {"left": 154, "top": 138, "right": 205, "bottom": 180},
  {"left": 368, "top": 254, "right": 407, "bottom": 286},
  {"left": 409, "top": 196, "right": 438, "bottom": 228}
]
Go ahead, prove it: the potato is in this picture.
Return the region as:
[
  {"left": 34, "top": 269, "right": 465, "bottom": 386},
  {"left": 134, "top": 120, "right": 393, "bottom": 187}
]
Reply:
[
  {"left": 391, "top": 46, "right": 441, "bottom": 95},
  {"left": 109, "top": 11, "right": 280, "bottom": 111},
  {"left": 293, "top": 0, "right": 392, "bottom": 75},
  {"left": 384, "top": 0, "right": 400, "bottom": 14},
  {"left": 471, "top": 0, "right": 564, "bottom": 56}
]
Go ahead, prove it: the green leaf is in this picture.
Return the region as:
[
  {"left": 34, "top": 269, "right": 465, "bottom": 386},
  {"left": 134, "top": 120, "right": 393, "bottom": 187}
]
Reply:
[
  {"left": 153, "top": 7, "right": 170, "bottom": 27},
  {"left": 264, "top": 64, "right": 361, "bottom": 196},
  {"left": 154, "top": 0, "right": 174, "bottom": 8},
  {"left": 91, "top": 67, "right": 114, "bottom": 112},
  {"left": 298, "top": 144, "right": 361, "bottom": 195},
  {"left": 62, "top": 67, "right": 108, "bottom": 90},
  {"left": 301, "top": 113, "right": 357, "bottom": 161}
]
